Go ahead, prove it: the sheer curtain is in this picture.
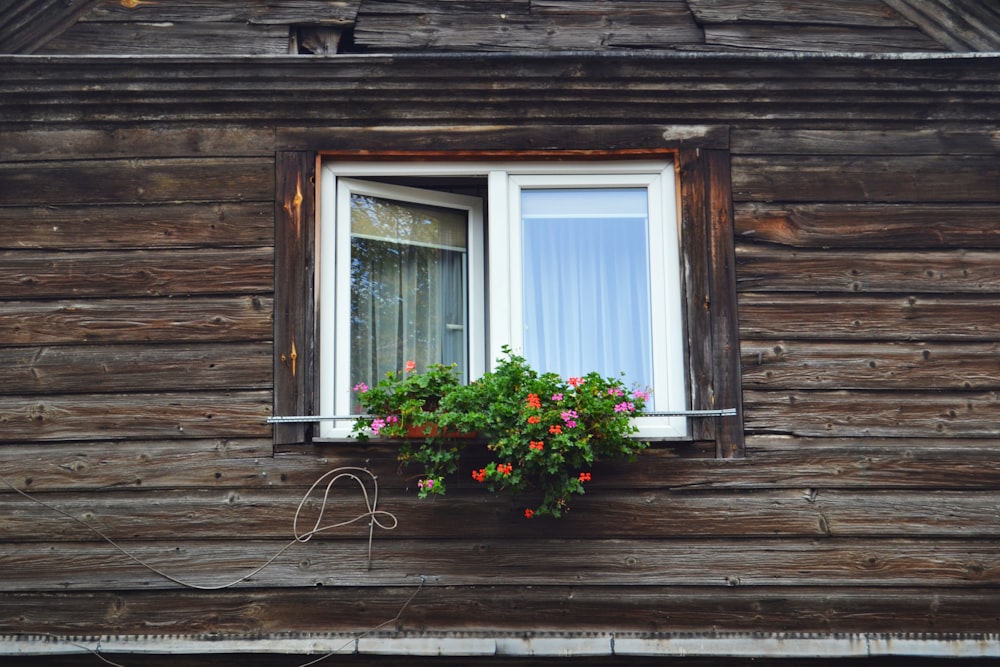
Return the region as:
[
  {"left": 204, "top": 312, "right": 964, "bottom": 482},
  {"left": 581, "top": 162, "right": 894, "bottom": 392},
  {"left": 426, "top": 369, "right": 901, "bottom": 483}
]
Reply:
[
  {"left": 521, "top": 188, "right": 653, "bottom": 401},
  {"left": 349, "top": 194, "right": 468, "bottom": 395}
]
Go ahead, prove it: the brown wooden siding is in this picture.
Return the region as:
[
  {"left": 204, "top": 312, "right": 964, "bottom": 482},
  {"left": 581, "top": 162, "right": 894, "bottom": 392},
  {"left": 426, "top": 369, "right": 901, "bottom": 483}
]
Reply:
[{"left": 1, "top": 49, "right": 1000, "bottom": 658}]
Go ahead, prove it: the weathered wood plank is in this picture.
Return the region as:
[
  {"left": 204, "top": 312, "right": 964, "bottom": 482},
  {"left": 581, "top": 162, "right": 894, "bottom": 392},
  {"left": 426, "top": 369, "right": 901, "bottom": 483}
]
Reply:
[
  {"left": 3, "top": 487, "right": 998, "bottom": 542},
  {"left": 0, "top": 0, "right": 101, "bottom": 54},
  {"left": 687, "top": 0, "right": 917, "bottom": 27},
  {"left": 0, "top": 439, "right": 275, "bottom": 492},
  {"left": 746, "top": 434, "right": 1000, "bottom": 453},
  {"left": 0, "top": 538, "right": 996, "bottom": 591},
  {"left": 743, "top": 389, "right": 1000, "bottom": 438},
  {"left": 732, "top": 128, "right": 1000, "bottom": 155},
  {"left": 4, "top": 440, "right": 1000, "bottom": 494},
  {"left": 739, "top": 293, "right": 1000, "bottom": 341},
  {"left": 734, "top": 203, "right": 1000, "bottom": 249},
  {"left": 0, "top": 296, "right": 272, "bottom": 346},
  {"left": 0, "top": 126, "right": 276, "bottom": 161},
  {"left": 83, "top": 0, "right": 360, "bottom": 24},
  {"left": 0, "top": 158, "right": 274, "bottom": 206},
  {"left": 356, "top": 0, "right": 527, "bottom": 13},
  {"left": 704, "top": 25, "right": 943, "bottom": 52},
  {"left": 736, "top": 245, "right": 1000, "bottom": 294},
  {"left": 273, "top": 151, "right": 316, "bottom": 446},
  {"left": 532, "top": 0, "right": 688, "bottom": 15},
  {"left": 706, "top": 149, "right": 743, "bottom": 457},
  {"left": 0, "top": 248, "right": 272, "bottom": 299},
  {"left": 3, "top": 586, "right": 998, "bottom": 636},
  {"left": 353, "top": 13, "right": 703, "bottom": 50},
  {"left": 0, "top": 202, "right": 273, "bottom": 251},
  {"left": 38, "top": 22, "right": 290, "bottom": 56},
  {"left": 732, "top": 155, "right": 1000, "bottom": 203},
  {"left": 884, "top": 0, "right": 1000, "bottom": 51},
  {"left": 742, "top": 340, "right": 1000, "bottom": 391},
  {"left": 0, "top": 391, "right": 272, "bottom": 442},
  {"left": 4, "top": 342, "right": 272, "bottom": 395},
  {"left": 286, "top": 124, "right": 729, "bottom": 152}
]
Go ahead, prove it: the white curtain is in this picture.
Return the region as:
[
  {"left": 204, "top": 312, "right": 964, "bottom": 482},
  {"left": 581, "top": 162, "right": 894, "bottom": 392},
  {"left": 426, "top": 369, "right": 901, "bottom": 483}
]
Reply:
[
  {"left": 521, "top": 188, "right": 653, "bottom": 397},
  {"left": 349, "top": 194, "right": 467, "bottom": 391}
]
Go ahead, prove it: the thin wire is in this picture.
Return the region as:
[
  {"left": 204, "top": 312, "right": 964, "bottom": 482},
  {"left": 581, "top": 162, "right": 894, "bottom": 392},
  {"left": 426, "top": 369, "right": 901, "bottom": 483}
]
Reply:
[{"left": 0, "top": 466, "right": 397, "bottom": 590}]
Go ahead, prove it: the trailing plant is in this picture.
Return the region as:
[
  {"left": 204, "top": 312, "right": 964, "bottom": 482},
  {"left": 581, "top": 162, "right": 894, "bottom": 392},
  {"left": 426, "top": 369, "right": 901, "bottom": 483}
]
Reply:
[{"left": 353, "top": 347, "right": 649, "bottom": 518}]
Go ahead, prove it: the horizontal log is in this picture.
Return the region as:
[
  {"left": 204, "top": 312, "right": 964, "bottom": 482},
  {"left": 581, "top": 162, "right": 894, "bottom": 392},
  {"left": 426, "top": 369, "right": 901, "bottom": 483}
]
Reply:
[
  {"left": 0, "top": 296, "right": 272, "bottom": 346},
  {"left": 284, "top": 123, "right": 729, "bottom": 151},
  {"left": 736, "top": 245, "right": 1000, "bottom": 293},
  {"left": 0, "top": 390, "right": 272, "bottom": 442},
  {"left": 0, "top": 537, "right": 996, "bottom": 591},
  {"left": 738, "top": 293, "right": 1000, "bottom": 341},
  {"left": 0, "top": 202, "right": 274, "bottom": 251},
  {"left": 39, "top": 22, "right": 290, "bottom": 56},
  {"left": 85, "top": 0, "right": 360, "bottom": 24},
  {"left": 732, "top": 155, "right": 1000, "bottom": 203},
  {"left": 705, "top": 25, "right": 941, "bottom": 52},
  {"left": 0, "top": 126, "right": 276, "bottom": 162},
  {"left": 0, "top": 158, "right": 274, "bottom": 206},
  {"left": 354, "top": 12, "right": 703, "bottom": 51},
  {"left": 743, "top": 389, "right": 1000, "bottom": 438},
  {"left": 735, "top": 203, "right": 1000, "bottom": 249},
  {"left": 742, "top": 340, "right": 1000, "bottom": 390},
  {"left": 2, "top": 486, "right": 998, "bottom": 542},
  {"left": 745, "top": 435, "right": 1000, "bottom": 457},
  {"left": 0, "top": 248, "right": 273, "bottom": 299},
  {"left": 4, "top": 342, "right": 272, "bottom": 395},
  {"left": 687, "top": 0, "right": 918, "bottom": 27},
  {"left": 4, "top": 439, "right": 1000, "bottom": 494},
  {"left": 531, "top": 0, "right": 687, "bottom": 15},
  {"left": 732, "top": 128, "right": 1000, "bottom": 155},
  {"left": 2, "top": 586, "right": 998, "bottom": 637}
]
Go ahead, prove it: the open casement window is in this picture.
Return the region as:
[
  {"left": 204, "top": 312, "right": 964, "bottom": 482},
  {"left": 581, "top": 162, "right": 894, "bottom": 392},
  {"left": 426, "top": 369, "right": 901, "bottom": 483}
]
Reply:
[{"left": 274, "top": 149, "right": 743, "bottom": 458}]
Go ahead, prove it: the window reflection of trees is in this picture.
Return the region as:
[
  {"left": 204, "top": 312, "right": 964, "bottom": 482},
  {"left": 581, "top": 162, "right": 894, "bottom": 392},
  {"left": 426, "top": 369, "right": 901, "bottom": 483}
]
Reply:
[{"left": 349, "top": 194, "right": 467, "bottom": 390}]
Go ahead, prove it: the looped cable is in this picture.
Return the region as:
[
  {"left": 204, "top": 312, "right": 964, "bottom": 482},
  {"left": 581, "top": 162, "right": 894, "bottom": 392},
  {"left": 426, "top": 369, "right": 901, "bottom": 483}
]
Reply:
[{"left": 0, "top": 466, "right": 398, "bottom": 589}]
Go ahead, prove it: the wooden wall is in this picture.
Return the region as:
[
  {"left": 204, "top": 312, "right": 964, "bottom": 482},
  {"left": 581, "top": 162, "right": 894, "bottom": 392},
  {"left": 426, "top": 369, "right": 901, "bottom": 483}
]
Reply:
[{"left": 2, "top": 35, "right": 1000, "bottom": 665}]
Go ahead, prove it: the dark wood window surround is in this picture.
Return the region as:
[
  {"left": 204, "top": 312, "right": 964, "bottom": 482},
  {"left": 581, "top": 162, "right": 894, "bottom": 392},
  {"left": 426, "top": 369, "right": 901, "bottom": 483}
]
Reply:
[{"left": 274, "top": 144, "right": 743, "bottom": 459}]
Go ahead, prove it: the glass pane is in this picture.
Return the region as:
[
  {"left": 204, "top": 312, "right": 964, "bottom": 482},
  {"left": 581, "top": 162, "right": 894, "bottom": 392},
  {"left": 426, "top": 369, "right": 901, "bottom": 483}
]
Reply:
[
  {"left": 350, "top": 194, "right": 469, "bottom": 398},
  {"left": 521, "top": 188, "right": 653, "bottom": 402}
]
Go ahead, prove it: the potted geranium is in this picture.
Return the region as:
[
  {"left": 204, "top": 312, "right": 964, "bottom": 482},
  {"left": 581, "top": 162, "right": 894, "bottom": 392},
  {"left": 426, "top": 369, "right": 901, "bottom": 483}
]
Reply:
[{"left": 353, "top": 347, "right": 650, "bottom": 518}]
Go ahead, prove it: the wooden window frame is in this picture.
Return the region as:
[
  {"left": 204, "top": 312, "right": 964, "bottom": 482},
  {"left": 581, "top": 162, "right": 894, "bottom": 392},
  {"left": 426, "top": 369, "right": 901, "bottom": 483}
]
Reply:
[{"left": 274, "top": 146, "right": 743, "bottom": 458}]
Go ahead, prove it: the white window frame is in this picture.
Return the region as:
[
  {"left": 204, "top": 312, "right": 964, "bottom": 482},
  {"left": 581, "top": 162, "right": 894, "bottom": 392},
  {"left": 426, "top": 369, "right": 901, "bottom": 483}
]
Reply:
[{"left": 318, "top": 160, "right": 687, "bottom": 439}]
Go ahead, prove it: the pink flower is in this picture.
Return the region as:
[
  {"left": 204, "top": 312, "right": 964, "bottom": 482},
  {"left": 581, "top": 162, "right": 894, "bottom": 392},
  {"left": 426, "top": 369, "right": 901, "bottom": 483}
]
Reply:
[
  {"left": 405, "top": 360, "right": 417, "bottom": 372},
  {"left": 370, "top": 417, "right": 386, "bottom": 435},
  {"left": 633, "top": 389, "right": 650, "bottom": 401},
  {"left": 551, "top": 393, "right": 563, "bottom": 402},
  {"left": 353, "top": 382, "right": 369, "bottom": 393},
  {"left": 608, "top": 387, "right": 624, "bottom": 397},
  {"left": 613, "top": 401, "right": 635, "bottom": 413}
]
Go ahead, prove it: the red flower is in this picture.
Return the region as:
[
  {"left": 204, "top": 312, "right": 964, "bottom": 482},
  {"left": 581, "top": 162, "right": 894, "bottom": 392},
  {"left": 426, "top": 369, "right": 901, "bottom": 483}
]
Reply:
[
  {"left": 568, "top": 377, "right": 584, "bottom": 387},
  {"left": 497, "top": 463, "right": 513, "bottom": 476},
  {"left": 526, "top": 393, "right": 541, "bottom": 408},
  {"left": 405, "top": 360, "right": 417, "bottom": 372},
  {"left": 529, "top": 440, "right": 544, "bottom": 451},
  {"left": 549, "top": 424, "right": 562, "bottom": 435},
  {"left": 579, "top": 472, "right": 592, "bottom": 483},
  {"left": 472, "top": 468, "right": 487, "bottom": 483},
  {"left": 527, "top": 415, "right": 541, "bottom": 424},
  {"left": 524, "top": 509, "right": 535, "bottom": 519}
]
